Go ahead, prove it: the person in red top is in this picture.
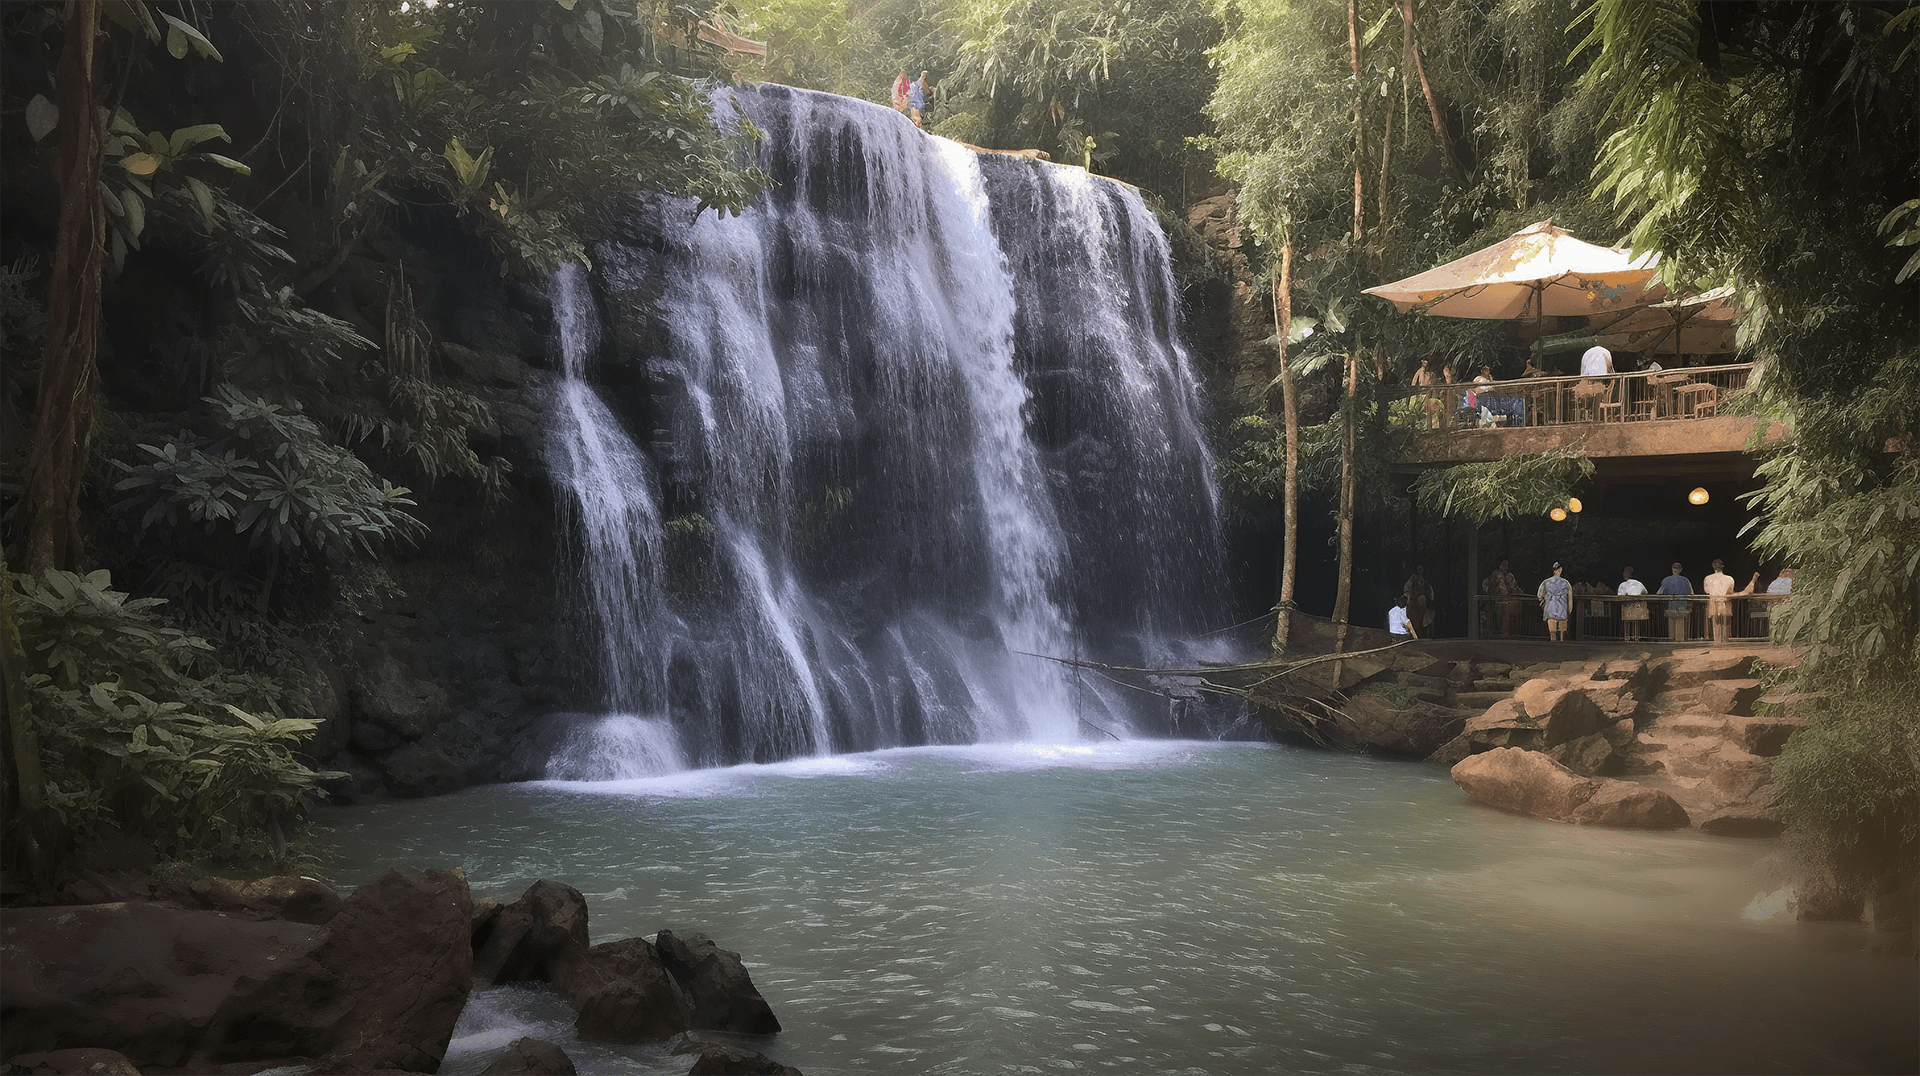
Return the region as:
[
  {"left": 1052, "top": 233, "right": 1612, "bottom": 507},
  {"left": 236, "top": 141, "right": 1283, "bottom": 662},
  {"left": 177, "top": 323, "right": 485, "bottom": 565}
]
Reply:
[{"left": 891, "top": 71, "right": 910, "bottom": 112}]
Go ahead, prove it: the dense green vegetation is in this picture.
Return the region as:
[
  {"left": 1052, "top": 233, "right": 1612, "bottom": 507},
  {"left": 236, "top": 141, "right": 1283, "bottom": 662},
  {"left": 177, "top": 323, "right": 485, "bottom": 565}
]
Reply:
[{"left": 3, "top": 0, "right": 1913, "bottom": 904}]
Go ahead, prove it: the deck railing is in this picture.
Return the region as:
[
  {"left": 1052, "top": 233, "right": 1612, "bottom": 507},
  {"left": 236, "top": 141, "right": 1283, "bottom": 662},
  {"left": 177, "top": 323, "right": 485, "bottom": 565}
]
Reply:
[
  {"left": 1390, "top": 362, "right": 1754, "bottom": 431},
  {"left": 1467, "top": 592, "right": 1781, "bottom": 643}
]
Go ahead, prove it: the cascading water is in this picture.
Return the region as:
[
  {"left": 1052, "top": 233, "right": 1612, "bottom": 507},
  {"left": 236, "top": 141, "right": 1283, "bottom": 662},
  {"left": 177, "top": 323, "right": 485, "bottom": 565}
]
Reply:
[{"left": 543, "top": 84, "right": 1230, "bottom": 776}]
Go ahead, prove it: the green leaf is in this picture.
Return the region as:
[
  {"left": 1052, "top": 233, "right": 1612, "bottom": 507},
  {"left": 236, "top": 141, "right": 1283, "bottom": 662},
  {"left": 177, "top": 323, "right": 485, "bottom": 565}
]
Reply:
[
  {"left": 159, "top": 13, "right": 223, "bottom": 62},
  {"left": 196, "top": 153, "right": 252, "bottom": 176},
  {"left": 185, "top": 175, "right": 216, "bottom": 230},
  {"left": 25, "top": 94, "right": 58, "bottom": 142}
]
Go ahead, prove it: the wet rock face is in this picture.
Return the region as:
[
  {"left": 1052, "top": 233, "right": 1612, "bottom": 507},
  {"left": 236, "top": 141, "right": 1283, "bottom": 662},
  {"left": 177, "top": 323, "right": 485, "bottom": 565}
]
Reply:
[{"left": 479, "top": 1037, "right": 578, "bottom": 1075}]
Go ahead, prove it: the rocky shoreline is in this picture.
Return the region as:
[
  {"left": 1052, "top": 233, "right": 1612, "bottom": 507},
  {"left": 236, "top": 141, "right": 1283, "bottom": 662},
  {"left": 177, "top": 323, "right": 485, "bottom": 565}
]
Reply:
[
  {"left": 1258, "top": 639, "right": 1916, "bottom": 955},
  {"left": 1, "top": 867, "right": 802, "bottom": 1076}
]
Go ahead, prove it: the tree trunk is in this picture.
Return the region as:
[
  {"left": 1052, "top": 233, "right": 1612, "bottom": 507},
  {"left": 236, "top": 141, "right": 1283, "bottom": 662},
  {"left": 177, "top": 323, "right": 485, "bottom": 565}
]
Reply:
[
  {"left": 1348, "top": 0, "right": 1365, "bottom": 242},
  {"left": 0, "top": 559, "right": 53, "bottom": 893},
  {"left": 1332, "top": 349, "right": 1358, "bottom": 655},
  {"left": 19, "top": 0, "right": 106, "bottom": 573},
  {"left": 1401, "top": 0, "right": 1464, "bottom": 181},
  {"left": 1270, "top": 238, "right": 1299, "bottom": 656}
]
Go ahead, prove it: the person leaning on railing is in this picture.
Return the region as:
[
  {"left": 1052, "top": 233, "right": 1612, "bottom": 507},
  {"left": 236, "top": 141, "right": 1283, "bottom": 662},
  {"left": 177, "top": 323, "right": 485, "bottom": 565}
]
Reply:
[{"left": 1659, "top": 562, "right": 1692, "bottom": 642}]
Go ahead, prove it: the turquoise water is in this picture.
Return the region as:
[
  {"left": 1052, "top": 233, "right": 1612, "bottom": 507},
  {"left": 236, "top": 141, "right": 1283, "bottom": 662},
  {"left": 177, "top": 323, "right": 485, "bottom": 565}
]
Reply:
[{"left": 317, "top": 742, "right": 1917, "bottom": 1074}]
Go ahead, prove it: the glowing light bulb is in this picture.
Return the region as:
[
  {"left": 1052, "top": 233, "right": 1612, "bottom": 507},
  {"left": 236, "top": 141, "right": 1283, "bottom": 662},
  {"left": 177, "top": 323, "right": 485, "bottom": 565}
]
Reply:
[
  {"left": 1550, "top": 506, "right": 1568, "bottom": 521},
  {"left": 1567, "top": 497, "right": 1583, "bottom": 514},
  {"left": 1689, "top": 487, "right": 1709, "bottom": 505}
]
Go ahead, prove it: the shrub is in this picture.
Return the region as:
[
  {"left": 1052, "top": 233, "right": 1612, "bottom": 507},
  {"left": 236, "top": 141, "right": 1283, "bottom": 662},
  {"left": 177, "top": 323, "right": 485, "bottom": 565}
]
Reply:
[
  {"left": 7, "top": 567, "right": 342, "bottom": 865},
  {"left": 1770, "top": 675, "right": 1920, "bottom": 888}
]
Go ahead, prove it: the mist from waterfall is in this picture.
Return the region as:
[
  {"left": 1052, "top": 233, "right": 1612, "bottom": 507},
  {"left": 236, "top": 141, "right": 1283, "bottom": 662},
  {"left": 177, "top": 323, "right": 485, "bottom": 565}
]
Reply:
[{"left": 542, "top": 85, "right": 1229, "bottom": 776}]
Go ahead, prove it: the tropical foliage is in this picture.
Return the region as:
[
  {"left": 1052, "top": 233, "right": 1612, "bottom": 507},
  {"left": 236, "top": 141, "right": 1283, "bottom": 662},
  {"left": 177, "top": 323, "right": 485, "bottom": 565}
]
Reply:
[{"left": 5, "top": 567, "right": 339, "bottom": 867}]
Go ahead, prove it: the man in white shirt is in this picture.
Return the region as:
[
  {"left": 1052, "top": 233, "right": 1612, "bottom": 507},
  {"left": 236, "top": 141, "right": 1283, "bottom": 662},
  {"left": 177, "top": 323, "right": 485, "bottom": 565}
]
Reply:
[
  {"left": 1389, "top": 596, "right": 1418, "bottom": 639},
  {"left": 1580, "top": 345, "right": 1615, "bottom": 376}
]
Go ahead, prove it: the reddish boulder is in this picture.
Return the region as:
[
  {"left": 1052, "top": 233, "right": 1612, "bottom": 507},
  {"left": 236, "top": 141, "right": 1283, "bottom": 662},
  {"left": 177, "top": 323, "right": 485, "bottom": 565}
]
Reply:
[
  {"left": 1655, "top": 651, "right": 1756, "bottom": 688},
  {"left": 1451, "top": 748, "right": 1599, "bottom": 822},
  {"left": 1569, "top": 781, "right": 1690, "bottom": 828},
  {"left": 1698, "top": 678, "right": 1767, "bottom": 717},
  {"left": 1727, "top": 714, "right": 1805, "bottom": 757},
  {"left": 1546, "top": 732, "right": 1617, "bottom": 777}
]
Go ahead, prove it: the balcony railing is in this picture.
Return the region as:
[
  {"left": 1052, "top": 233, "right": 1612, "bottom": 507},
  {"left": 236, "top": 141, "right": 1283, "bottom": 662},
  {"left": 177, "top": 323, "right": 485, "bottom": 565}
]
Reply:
[
  {"left": 1468, "top": 592, "right": 1781, "bottom": 643},
  {"left": 1390, "top": 363, "right": 1754, "bottom": 432}
]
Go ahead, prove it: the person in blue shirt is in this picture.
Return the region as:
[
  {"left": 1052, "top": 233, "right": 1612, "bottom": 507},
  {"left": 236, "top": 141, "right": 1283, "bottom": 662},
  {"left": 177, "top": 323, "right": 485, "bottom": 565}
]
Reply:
[
  {"left": 1658, "top": 562, "right": 1692, "bottom": 642},
  {"left": 909, "top": 70, "right": 929, "bottom": 127}
]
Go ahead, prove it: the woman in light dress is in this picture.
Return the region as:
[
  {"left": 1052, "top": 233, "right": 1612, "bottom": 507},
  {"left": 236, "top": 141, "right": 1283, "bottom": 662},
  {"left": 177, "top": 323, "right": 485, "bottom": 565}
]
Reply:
[{"left": 1538, "top": 562, "right": 1572, "bottom": 641}]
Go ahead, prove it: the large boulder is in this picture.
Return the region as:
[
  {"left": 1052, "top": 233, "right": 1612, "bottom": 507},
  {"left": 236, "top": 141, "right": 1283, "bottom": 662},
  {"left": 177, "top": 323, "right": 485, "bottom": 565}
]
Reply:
[
  {"left": 556, "top": 937, "right": 689, "bottom": 1042},
  {"left": 380, "top": 743, "right": 470, "bottom": 799},
  {"left": 1427, "top": 700, "right": 1540, "bottom": 765},
  {"left": 204, "top": 864, "right": 474, "bottom": 1073},
  {"left": 655, "top": 931, "right": 782, "bottom": 1035},
  {"left": 1569, "top": 781, "right": 1690, "bottom": 828},
  {"left": 1517, "top": 686, "right": 1612, "bottom": 748},
  {"left": 474, "top": 880, "right": 591, "bottom": 984},
  {"left": 1451, "top": 748, "right": 1600, "bottom": 822},
  {"left": 0, "top": 903, "right": 323, "bottom": 1068},
  {"left": 1698, "top": 809, "right": 1784, "bottom": 838}
]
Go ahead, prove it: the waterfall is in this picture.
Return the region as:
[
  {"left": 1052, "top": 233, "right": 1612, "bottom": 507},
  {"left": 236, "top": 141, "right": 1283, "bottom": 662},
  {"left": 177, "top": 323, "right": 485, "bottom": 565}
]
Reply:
[{"left": 543, "top": 84, "right": 1227, "bottom": 774}]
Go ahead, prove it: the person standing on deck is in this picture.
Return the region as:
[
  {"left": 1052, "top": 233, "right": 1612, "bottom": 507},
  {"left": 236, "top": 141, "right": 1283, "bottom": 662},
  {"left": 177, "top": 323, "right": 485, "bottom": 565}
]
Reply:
[
  {"left": 1703, "top": 559, "right": 1760, "bottom": 644},
  {"left": 1538, "top": 563, "right": 1571, "bottom": 641},
  {"left": 1618, "top": 566, "right": 1650, "bottom": 642},
  {"left": 1404, "top": 565, "right": 1435, "bottom": 637},
  {"left": 1483, "top": 557, "right": 1521, "bottom": 637},
  {"left": 1659, "top": 562, "right": 1693, "bottom": 642}
]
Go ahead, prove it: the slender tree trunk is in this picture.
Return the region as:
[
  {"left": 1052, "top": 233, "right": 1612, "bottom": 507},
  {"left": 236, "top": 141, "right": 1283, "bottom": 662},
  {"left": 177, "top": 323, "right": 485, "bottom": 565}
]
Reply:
[
  {"left": 1401, "top": 0, "right": 1464, "bottom": 181},
  {"left": 1377, "top": 94, "right": 1395, "bottom": 247},
  {"left": 1348, "top": 0, "right": 1365, "bottom": 242},
  {"left": 1270, "top": 238, "right": 1299, "bottom": 656},
  {"left": 1333, "top": 350, "right": 1358, "bottom": 654},
  {"left": 20, "top": 0, "right": 105, "bottom": 573},
  {"left": 1, "top": 559, "right": 52, "bottom": 893}
]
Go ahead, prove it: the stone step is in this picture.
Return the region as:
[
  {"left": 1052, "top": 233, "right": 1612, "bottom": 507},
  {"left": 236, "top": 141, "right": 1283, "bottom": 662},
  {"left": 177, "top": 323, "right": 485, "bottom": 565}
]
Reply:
[
  {"left": 1651, "top": 712, "right": 1730, "bottom": 737},
  {"left": 1471, "top": 679, "right": 1516, "bottom": 693},
  {"left": 1454, "top": 690, "right": 1514, "bottom": 711}
]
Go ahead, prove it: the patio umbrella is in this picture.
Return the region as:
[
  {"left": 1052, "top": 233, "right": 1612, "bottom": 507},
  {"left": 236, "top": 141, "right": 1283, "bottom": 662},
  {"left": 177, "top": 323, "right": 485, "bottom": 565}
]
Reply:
[
  {"left": 1588, "top": 286, "right": 1741, "bottom": 355},
  {"left": 1361, "top": 219, "right": 1659, "bottom": 320}
]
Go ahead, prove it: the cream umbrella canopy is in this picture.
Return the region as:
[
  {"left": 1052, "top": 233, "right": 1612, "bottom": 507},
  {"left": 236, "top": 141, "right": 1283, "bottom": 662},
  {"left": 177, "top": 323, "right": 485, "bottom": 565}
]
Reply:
[
  {"left": 1588, "top": 285, "right": 1742, "bottom": 355},
  {"left": 1362, "top": 219, "right": 1659, "bottom": 320}
]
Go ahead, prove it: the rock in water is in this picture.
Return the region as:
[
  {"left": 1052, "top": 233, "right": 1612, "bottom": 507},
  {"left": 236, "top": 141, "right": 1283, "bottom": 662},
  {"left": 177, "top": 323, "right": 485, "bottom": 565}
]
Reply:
[
  {"left": 656, "top": 931, "right": 783, "bottom": 1035},
  {"left": 1451, "top": 747, "right": 1600, "bottom": 821},
  {"left": 204, "top": 864, "right": 474, "bottom": 1073},
  {"left": 480, "top": 1037, "right": 577, "bottom": 1075},
  {"left": 474, "top": 879, "right": 591, "bottom": 983}
]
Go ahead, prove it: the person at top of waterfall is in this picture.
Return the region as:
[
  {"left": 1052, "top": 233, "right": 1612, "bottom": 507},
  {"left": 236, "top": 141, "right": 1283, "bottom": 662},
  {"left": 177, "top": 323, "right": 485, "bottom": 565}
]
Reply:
[
  {"left": 891, "top": 70, "right": 910, "bottom": 112},
  {"left": 1538, "top": 562, "right": 1572, "bottom": 641},
  {"left": 909, "top": 71, "right": 929, "bottom": 127},
  {"left": 1410, "top": 358, "right": 1436, "bottom": 386},
  {"left": 1617, "top": 566, "right": 1650, "bottom": 641},
  {"left": 1388, "top": 595, "right": 1419, "bottom": 639}
]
